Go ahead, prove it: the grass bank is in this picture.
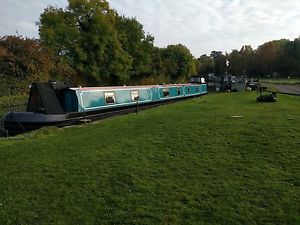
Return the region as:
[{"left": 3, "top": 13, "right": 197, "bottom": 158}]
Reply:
[
  {"left": 0, "top": 92, "right": 299, "bottom": 225},
  {"left": 261, "top": 78, "right": 300, "bottom": 85},
  {"left": 0, "top": 95, "right": 27, "bottom": 108}
]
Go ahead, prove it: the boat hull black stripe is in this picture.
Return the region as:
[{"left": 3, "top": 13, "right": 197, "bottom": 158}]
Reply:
[{"left": 2, "top": 94, "right": 207, "bottom": 136}]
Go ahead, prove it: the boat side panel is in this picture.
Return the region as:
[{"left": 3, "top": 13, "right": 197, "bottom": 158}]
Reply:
[
  {"left": 76, "top": 88, "right": 152, "bottom": 112},
  {"left": 158, "top": 86, "right": 184, "bottom": 98},
  {"left": 139, "top": 89, "right": 152, "bottom": 101},
  {"left": 150, "top": 87, "right": 160, "bottom": 101},
  {"left": 200, "top": 84, "right": 207, "bottom": 94},
  {"left": 64, "top": 89, "right": 79, "bottom": 112},
  {"left": 184, "top": 85, "right": 199, "bottom": 96},
  {"left": 74, "top": 84, "right": 207, "bottom": 112}
]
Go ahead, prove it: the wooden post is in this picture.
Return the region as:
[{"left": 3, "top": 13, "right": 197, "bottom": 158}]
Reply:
[{"left": 136, "top": 101, "right": 139, "bottom": 114}]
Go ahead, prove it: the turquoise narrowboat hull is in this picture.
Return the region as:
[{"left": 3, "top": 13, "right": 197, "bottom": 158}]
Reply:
[
  {"left": 1, "top": 83, "right": 207, "bottom": 136},
  {"left": 74, "top": 84, "right": 207, "bottom": 113}
]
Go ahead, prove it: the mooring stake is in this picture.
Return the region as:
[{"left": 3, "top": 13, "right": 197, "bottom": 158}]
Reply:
[{"left": 136, "top": 101, "right": 139, "bottom": 114}]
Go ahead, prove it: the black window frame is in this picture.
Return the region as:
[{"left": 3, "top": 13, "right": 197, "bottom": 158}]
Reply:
[
  {"left": 162, "top": 88, "right": 170, "bottom": 97},
  {"left": 104, "top": 92, "right": 116, "bottom": 104},
  {"left": 131, "top": 90, "right": 140, "bottom": 101},
  {"left": 177, "top": 87, "right": 181, "bottom": 95}
]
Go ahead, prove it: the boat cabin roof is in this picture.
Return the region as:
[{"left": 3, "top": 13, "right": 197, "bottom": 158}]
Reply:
[{"left": 72, "top": 83, "right": 200, "bottom": 91}]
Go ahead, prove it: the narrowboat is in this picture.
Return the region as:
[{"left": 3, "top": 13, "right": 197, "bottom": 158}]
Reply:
[{"left": 1, "top": 81, "right": 207, "bottom": 136}]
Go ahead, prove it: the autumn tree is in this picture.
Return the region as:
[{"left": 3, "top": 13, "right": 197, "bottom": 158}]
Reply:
[
  {"left": 256, "top": 39, "right": 289, "bottom": 76},
  {"left": 279, "top": 38, "right": 300, "bottom": 76},
  {"left": 0, "top": 36, "right": 55, "bottom": 95}
]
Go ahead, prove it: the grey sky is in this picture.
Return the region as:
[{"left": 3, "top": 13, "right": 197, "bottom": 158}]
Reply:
[
  {"left": 0, "top": 0, "right": 67, "bottom": 38},
  {"left": 1, "top": 0, "right": 300, "bottom": 57}
]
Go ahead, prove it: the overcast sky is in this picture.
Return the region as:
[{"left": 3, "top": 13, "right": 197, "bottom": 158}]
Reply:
[{"left": 1, "top": 0, "right": 300, "bottom": 57}]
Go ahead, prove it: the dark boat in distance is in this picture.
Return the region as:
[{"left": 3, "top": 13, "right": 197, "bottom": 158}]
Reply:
[{"left": 1, "top": 81, "right": 207, "bottom": 136}]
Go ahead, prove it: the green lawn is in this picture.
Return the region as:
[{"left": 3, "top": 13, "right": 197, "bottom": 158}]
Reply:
[{"left": 0, "top": 92, "right": 299, "bottom": 225}]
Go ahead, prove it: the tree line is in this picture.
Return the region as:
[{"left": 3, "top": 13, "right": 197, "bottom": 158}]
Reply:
[
  {"left": 0, "top": 0, "right": 300, "bottom": 96},
  {"left": 197, "top": 39, "right": 300, "bottom": 78}
]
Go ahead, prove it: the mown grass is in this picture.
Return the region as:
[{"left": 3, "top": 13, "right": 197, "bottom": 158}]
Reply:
[{"left": 0, "top": 92, "right": 299, "bottom": 225}]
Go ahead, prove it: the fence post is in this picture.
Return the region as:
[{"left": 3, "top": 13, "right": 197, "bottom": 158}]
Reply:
[{"left": 136, "top": 101, "right": 139, "bottom": 114}]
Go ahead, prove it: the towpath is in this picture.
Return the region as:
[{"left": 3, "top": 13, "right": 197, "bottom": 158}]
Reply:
[{"left": 272, "top": 84, "right": 300, "bottom": 95}]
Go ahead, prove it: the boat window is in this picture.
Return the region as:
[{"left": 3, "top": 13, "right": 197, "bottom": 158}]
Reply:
[
  {"left": 131, "top": 90, "right": 139, "bottom": 101},
  {"left": 104, "top": 92, "right": 116, "bottom": 104},
  {"left": 189, "top": 77, "right": 195, "bottom": 83},
  {"left": 177, "top": 88, "right": 181, "bottom": 95},
  {"left": 163, "top": 88, "right": 170, "bottom": 97},
  {"left": 187, "top": 88, "right": 190, "bottom": 94}
]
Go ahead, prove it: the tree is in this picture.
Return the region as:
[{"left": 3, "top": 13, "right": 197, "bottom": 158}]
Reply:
[
  {"left": 0, "top": 36, "right": 55, "bottom": 95},
  {"left": 161, "top": 44, "right": 196, "bottom": 83},
  {"left": 228, "top": 45, "right": 255, "bottom": 76},
  {"left": 116, "top": 16, "right": 154, "bottom": 83},
  {"left": 39, "top": 0, "right": 132, "bottom": 85},
  {"left": 210, "top": 51, "right": 226, "bottom": 75},
  {"left": 196, "top": 54, "right": 214, "bottom": 75},
  {"left": 279, "top": 38, "right": 300, "bottom": 76},
  {"left": 256, "top": 39, "right": 289, "bottom": 76}
]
